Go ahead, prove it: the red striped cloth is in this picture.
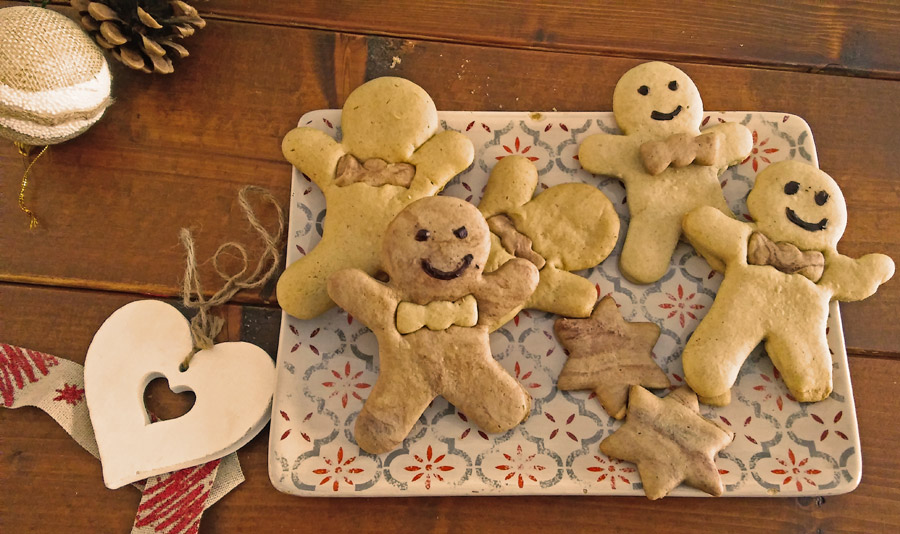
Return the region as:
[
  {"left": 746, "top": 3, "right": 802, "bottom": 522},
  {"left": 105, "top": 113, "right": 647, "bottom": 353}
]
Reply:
[{"left": 0, "top": 344, "right": 244, "bottom": 534}]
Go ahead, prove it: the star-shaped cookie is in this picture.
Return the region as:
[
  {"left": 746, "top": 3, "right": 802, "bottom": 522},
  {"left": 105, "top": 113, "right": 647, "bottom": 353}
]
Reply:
[
  {"left": 554, "top": 296, "right": 669, "bottom": 419},
  {"left": 600, "top": 386, "right": 735, "bottom": 499}
]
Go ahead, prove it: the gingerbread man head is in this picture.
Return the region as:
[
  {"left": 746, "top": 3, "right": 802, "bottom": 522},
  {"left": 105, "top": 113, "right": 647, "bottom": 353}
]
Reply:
[
  {"left": 383, "top": 196, "right": 491, "bottom": 304},
  {"left": 613, "top": 61, "right": 703, "bottom": 138},
  {"left": 747, "top": 160, "right": 847, "bottom": 251},
  {"left": 340, "top": 77, "right": 439, "bottom": 163}
]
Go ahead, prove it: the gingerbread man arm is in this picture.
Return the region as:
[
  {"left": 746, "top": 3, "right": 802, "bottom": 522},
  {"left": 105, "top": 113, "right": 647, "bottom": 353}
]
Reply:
[
  {"left": 479, "top": 155, "right": 538, "bottom": 218},
  {"left": 578, "top": 133, "right": 642, "bottom": 182},
  {"left": 701, "top": 122, "right": 754, "bottom": 170},
  {"left": 407, "top": 130, "right": 475, "bottom": 198},
  {"left": 327, "top": 268, "right": 400, "bottom": 332},
  {"left": 682, "top": 206, "right": 752, "bottom": 273},
  {"left": 281, "top": 127, "right": 346, "bottom": 191},
  {"left": 527, "top": 265, "right": 598, "bottom": 319},
  {"left": 473, "top": 258, "right": 540, "bottom": 327},
  {"left": 818, "top": 251, "right": 895, "bottom": 302}
]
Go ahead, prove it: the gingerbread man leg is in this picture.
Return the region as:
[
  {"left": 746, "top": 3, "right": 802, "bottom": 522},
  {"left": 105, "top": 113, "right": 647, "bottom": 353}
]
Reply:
[
  {"left": 528, "top": 266, "right": 599, "bottom": 319},
  {"left": 619, "top": 212, "right": 683, "bottom": 284},
  {"left": 354, "top": 363, "right": 437, "bottom": 454},
  {"left": 764, "top": 322, "right": 832, "bottom": 403},
  {"left": 441, "top": 349, "right": 532, "bottom": 433},
  {"left": 682, "top": 298, "right": 766, "bottom": 406}
]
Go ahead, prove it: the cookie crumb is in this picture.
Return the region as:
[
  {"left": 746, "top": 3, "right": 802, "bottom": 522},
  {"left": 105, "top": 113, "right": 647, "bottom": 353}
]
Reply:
[{"left": 390, "top": 56, "right": 401, "bottom": 69}]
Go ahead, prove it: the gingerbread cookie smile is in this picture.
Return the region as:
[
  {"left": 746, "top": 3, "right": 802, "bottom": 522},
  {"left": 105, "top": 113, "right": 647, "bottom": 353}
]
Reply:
[
  {"left": 651, "top": 105, "right": 682, "bottom": 121},
  {"left": 786, "top": 207, "right": 828, "bottom": 231},
  {"left": 422, "top": 254, "right": 474, "bottom": 280}
]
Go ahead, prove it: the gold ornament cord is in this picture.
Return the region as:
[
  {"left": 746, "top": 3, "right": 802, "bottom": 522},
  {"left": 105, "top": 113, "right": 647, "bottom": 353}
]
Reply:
[
  {"left": 179, "top": 186, "right": 285, "bottom": 370},
  {"left": 14, "top": 142, "right": 49, "bottom": 229}
]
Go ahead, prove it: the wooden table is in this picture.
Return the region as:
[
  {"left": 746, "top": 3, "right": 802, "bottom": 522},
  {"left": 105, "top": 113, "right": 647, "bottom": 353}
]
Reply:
[{"left": 2, "top": 2, "right": 899, "bottom": 532}]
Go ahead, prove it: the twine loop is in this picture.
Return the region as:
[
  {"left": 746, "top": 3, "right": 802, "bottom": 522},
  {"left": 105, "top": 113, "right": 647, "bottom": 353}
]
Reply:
[{"left": 179, "top": 186, "right": 285, "bottom": 368}]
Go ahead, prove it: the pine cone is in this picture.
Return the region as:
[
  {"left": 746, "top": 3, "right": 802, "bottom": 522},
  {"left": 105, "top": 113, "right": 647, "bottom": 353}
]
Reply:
[{"left": 71, "top": 0, "right": 206, "bottom": 74}]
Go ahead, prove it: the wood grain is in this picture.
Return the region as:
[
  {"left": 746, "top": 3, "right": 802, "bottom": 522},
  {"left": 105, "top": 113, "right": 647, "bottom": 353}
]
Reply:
[
  {"left": 205, "top": 0, "right": 900, "bottom": 79},
  {"left": 1, "top": 18, "right": 897, "bottom": 351},
  {"left": 1, "top": 285, "right": 899, "bottom": 533},
  {"left": 1, "top": 5, "right": 899, "bottom": 531}
]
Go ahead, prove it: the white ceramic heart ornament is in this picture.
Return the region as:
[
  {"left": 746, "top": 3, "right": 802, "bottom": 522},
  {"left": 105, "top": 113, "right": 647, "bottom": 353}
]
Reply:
[{"left": 84, "top": 300, "right": 275, "bottom": 489}]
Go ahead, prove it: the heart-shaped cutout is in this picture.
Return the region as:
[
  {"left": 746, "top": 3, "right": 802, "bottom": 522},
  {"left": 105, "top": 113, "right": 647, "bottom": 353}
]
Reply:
[
  {"left": 143, "top": 376, "right": 195, "bottom": 422},
  {"left": 85, "top": 300, "right": 275, "bottom": 489}
]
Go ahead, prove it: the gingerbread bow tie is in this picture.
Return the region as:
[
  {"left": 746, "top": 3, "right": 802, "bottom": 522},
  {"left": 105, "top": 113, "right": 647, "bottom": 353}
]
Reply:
[
  {"left": 640, "top": 131, "right": 723, "bottom": 176},
  {"left": 747, "top": 231, "right": 825, "bottom": 282},
  {"left": 334, "top": 153, "right": 415, "bottom": 187},
  {"left": 396, "top": 294, "right": 478, "bottom": 334}
]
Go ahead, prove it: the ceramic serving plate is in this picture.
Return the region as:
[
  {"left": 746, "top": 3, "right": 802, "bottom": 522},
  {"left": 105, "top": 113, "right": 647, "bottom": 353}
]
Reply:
[{"left": 268, "top": 111, "right": 860, "bottom": 497}]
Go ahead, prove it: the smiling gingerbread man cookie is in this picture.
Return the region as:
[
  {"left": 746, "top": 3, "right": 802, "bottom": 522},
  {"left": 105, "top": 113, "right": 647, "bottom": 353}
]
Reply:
[
  {"left": 277, "top": 77, "right": 474, "bottom": 319},
  {"left": 578, "top": 61, "right": 753, "bottom": 284},
  {"left": 681, "top": 160, "right": 895, "bottom": 405},
  {"left": 327, "top": 196, "right": 540, "bottom": 454}
]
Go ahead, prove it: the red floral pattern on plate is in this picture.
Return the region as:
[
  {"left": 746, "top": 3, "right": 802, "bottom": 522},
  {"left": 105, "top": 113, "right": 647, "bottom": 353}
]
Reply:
[
  {"left": 769, "top": 449, "right": 824, "bottom": 492},
  {"left": 321, "top": 361, "right": 372, "bottom": 409},
  {"left": 493, "top": 444, "right": 548, "bottom": 489},
  {"left": 312, "top": 447, "right": 365, "bottom": 492},
  {"left": 496, "top": 136, "right": 539, "bottom": 162},
  {"left": 742, "top": 130, "right": 780, "bottom": 172},
  {"left": 400, "top": 445, "right": 458, "bottom": 490},
  {"left": 586, "top": 456, "right": 636, "bottom": 490}
]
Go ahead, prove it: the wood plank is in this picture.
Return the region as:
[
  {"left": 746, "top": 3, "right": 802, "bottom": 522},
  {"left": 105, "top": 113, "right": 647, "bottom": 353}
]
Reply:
[
  {"left": 1, "top": 284, "right": 898, "bottom": 533},
  {"left": 1, "top": 21, "right": 898, "bottom": 352},
  {"left": 206, "top": 0, "right": 900, "bottom": 79}
]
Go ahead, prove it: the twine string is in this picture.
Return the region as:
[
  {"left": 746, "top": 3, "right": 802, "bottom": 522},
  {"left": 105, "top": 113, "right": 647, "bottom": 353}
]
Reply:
[
  {"left": 179, "top": 186, "right": 285, "bottom": 369},
  {"left": 14, "top": 141, "right": 49, "bottom": 229}
]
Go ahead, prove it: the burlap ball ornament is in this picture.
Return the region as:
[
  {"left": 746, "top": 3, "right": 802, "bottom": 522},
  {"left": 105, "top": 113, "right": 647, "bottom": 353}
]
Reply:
[{"left": 0, "top": 6, "right": 112, "bottom": 146}]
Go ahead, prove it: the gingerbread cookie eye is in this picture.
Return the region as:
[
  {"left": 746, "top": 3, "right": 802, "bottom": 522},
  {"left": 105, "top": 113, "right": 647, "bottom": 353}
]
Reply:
[
  {"left": 415, "top": 229, "right": 431, "bottom": 241},
  {"left": 454, "top": 226, "right": 468, "bottom": 239},
  {"left": 668, "top": 80, "right": 678, "bottom": 91},
  {"left": 784, "top": 181, "right": 800, "bottom": 195},
  {"left": 638, "top": 85, "right": 649, "bottom": 96},
  {"left": 815, "top": 190, "right": 829, "bottom": 206}
]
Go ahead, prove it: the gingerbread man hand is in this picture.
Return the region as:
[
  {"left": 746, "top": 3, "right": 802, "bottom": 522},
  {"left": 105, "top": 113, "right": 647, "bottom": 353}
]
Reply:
[
  {"left": 277, "top": 77, "right": 474, "bottom": 320},
  {"left": 682, "top": 161, "right": 894, "bottom": 406},
  {"left": 578, "top": 61, "right": 753, "bottom": 284},
  {"left": 478, "top": 155, "right": 620, "bottom": 330},
  {"left": 327, "top": 196, "right": 539, "bottom": 454}
]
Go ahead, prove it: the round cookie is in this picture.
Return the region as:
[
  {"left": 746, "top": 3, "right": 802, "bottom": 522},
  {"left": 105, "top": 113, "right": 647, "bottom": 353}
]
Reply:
[
  {"left": 327, "top": 196, "right": 540, "bottom": 454},
  {"left": 681, "top": 160, "right": 895, "bottom": 405}
]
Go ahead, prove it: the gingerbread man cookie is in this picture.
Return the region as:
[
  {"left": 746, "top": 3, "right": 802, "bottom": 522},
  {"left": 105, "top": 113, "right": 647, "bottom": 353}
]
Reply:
[
  {"left": 682, "top": 160, "right": 895, "bottom": 405},
  {"left": 578, "top": 61, "right": 753, "bottom": 284},
  {"left": 479, "top": 155, "right": 620, "bottom": 329},
  {"left": 327, "top": 196, "right": 540, "bottom": 454},
  {"left": 277, "top": 77, "right": 474, "bottom": 319}
]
